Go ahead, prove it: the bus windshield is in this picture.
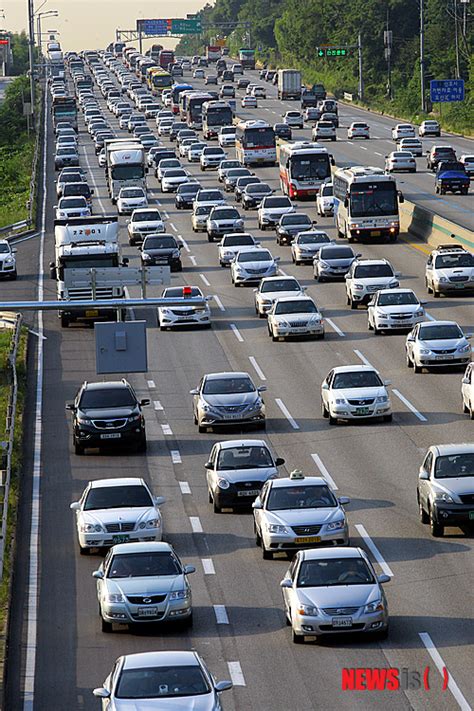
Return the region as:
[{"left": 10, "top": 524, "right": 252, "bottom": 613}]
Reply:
[
  {"left": 349, "top": 183, "right": 398, "bottom": 218},
  {"left": 290, "top": 155, "right": 330, "bottom": 180},
  {"left": 205, "top": 107, "right": 233, "bottom": 126},
  {"left": 240, "top": 127, "right": 275, "bottom": 148}
]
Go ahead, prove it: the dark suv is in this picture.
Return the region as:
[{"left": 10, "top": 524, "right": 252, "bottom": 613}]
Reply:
[
  {"left": 427, "top": 145, "right": 457, "bottom": 171},
  {"left": 66, "top": 380, "right": 149, "bottom": 454}
]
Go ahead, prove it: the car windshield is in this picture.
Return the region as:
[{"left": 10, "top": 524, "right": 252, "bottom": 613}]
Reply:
[
  {"left": 238, "top": 251, "right": 272, "bottom": 263},
  {"left": 178, "top": 184, "right": 200, "bottom": 195},
  {"left": 265, "top": 197, "right": 292, "bottom": 208},
  {"left": 332, "top": 371, "right": 383, "bottom": 389},
  {"left": 297, "top": 558, "right": 374, "bottom": 587},
  {"left": 217, "top": 445, "right": 273, "bottom": 470},
  {"left": 282, "top": 215, "right": 311, "bottom": 226},
  {"left": 144, "top": 237, "right": 177, "bottom": 250},
  {"left": 221, "top": 161, "right": 240, "bottom": 170},
  {"left": 164, "top": 170, "right": 186, "bottom": 178},
  {"left": 197, "top": 191, "right": 223, "bottom": 201},
  {"left": 434, "top": 453, "right": 474, "bottom": 478},
  {"left": 63, "top": 184, "right": 89, "bottom": 196},
  {"left": 299, "top": 233, "right": 329, "bottom": 245},
  {"left": 378, "top": 292, "right": 418, "bottom": 306},
  {"left": 195, "top": 206, "right": 212, "bottom": 216},
  {"left": 57, "top": 147, "right": 76, "bottom": 155},
  {"left": 0, "top": 245, "right": 10, "bottom": 254},
  {"left": 434, "top": 253, "right": 474, "bottom": 268},
  {"left": 419, "top": 324, "right": 463, "bottom": 340},
  {"left": 223, "top": 235, "right": 254, "bottom": 246},
  {"left": 60, "top": 198, "right": 86, "bottom": 208},
  {"left": 267, "top": 484, "right": 335, "bottom": 510},
  {"left": 121, "top": 189, "right": 144, "bottom": 198},
  {"left": 133, "top": 211, "right": 161, "bottom": 222},
  {"left": 227, "top": 169, "right": 250, "bottom": 178},
  {"left": 107, "top": 552, "right": 180, "bottom": 578},
  {"left": 84, "top": 485, "right": 152, "bottom": 510},
  {"left": 261, "top": 279, "right": 300, "bottom": 293},
  {"left": 80, "top": 387, "right": 136, "bottom": 408},
  {"left": 115, "top": 665, "right": 211, "bottom": 699},
  {"left": 274, "top": 301, "right": 318, "bottom": 315},
  {"left": 320, "top": 248, "right": 354, "bottom": 260},
  {"left": 164, "top": 287, "right": 201, "bottom": 298},
  {"left": 202, "top": 377, "right": 255, "bottom": 394},
  {"left": 212, "top": 209, "right": 240, "bottom": 219},
  {"left": 237, "top": 177, "right": 259, "bottom": 188},
  {"left": 205, "top": 148, "right": 225, "bottom": 155},
  {"left": 247, "top": 184, "right": 271, "bottom": 195},
  {"left": 354, "top": 264, "right": 394, "bottom": 278}
]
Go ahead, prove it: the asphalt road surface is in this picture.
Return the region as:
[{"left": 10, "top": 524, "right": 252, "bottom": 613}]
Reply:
[{"left": 4, "top": 60, "right": 474, "bottom": 711}]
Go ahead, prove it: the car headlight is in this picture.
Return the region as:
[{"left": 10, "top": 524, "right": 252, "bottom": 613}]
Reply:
[
  {"left": 297, "top": 604, "right": 318, "bottom": 616},
  {"left": 414, "top": 309, "right": 424, "bottom": 317},
  {"left": 265, "top": 523, "right": 289, "bottom": 534},
  {"left": 376, "top": 395, "right": 389, "bottom": 403},
  {"left": 76, "top": 416, "right": 91, "bottom": 425},
  {"left": 217, "top": 478, "right": 230, "bottom": 490},
  {"left": 4, "top": 257, "right": 14, "bottom": 264},
  {"left": 80, "top": 522, "right": 103, "bottom": 533},
  {"left": 389, "top": 280, "right": 399, "bottom": 288},
  {"left": 144, "top": 518, "right": 160, "bottom": 529},
  {"left": 319, "top": 260, "right": 329, "bottom": 268},
  {"left": 142, "top": 253, "right": 152, "bottom": 260},
  {"left": 434, "top": 492, "right": 454, "bottom": 503},
  {"left": 326, "top": 519, "right": 345, "bottom": 531},
  {"left": 365, "top": 599, "right": 384, "bottom": 613},
  {"left": 223, "top": 250, "right": 234, "bottom": 257},
  {"left": 308, "top": 316, "right": 321, "bottom": 324},
  {"left": 172, "top": 250, "right": 180, "bottom": 258},
  {"left": 418, "top": 347, "right": 431, "bottom": 355},
  {"left": 169, "top": 589, "right": 190, "bottom": 600},
  {"left": 107, "top": 593, "right": 124, "bottom": 603},
  {"left": 378, "top": 312, "right": 389, "bottom": 319},
  {"left": 437, "top": 276, "right": 448, "bottom": 283},
  {"left": 128, "top": 414, "right": 141, "bottom": 422},
  {"left": 353, "top": 283, "right": 364, "bottom": 290},
  {"left": 459, "top": 344, "right": 471, "bottom": 353},
  {"left": 334, "top": 397, "right": 347, "bottom": 405}
]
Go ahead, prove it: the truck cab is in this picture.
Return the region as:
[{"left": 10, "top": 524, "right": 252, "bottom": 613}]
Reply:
[{"left": 435, "top": 161, "right": 470, "bottom": 195}]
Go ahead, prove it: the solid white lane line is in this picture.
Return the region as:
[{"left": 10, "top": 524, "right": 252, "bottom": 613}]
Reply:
[
  {"left": 230, "top": 323, "right": 244, "bottom": 342},
  {"left": 213, "top": 294, "right": 226, "bottom": 311},
  {"left": 311, "top": 453, "right": 339, "bottom": 490},
  {"left": 199, "top": 273, "right": 211, "bottom": 286},
  {"left": 81, "top": 147, "right": 106, "bottom": 212},
  {"left": 171, "top": 450, "right": 182, "bottom": 464},
  {"left": 189, "top": 256, "right": 197, "bottom": 266},
  {"left": 179, "top": 481, "right": 191, "bottom": 494},
  {"left": 392, "top": 389, "right": 427, "bottom": 422},
  {"left": 189, "top": 516, "right": 203, "bottom": 533},
  {"left": 202, "top": 558, "right": 216, "bottom": 574},
  {"left": 169, "top": 222, "right": 178, "bottom": 232},
  {"left": 228, "top": 662, "right": 246, "bottom": 686},
  {"left": 355, "top": 524, "right": 394, "bottom": 577},
  {"left": 178, "top": 235, "right": 191, "bottom": 252},
  {"left": 163, "top": 211, "right": 169, "bottom": 218},
  {"left": 353, "top": 349, "right": 373, "bottom": 368},
  {"left": 418, "top": 633, "right": 471, "bottom": 711},
  {"left": 161, "top": 424, "right": 173, "bottom": 435},
  {"left": 275, "top": 398, "right": 300, "bottom": 429},
  {"left": 153, "top": 400, "right": 163, "bottom": 410},
  {"left": 213, "top": 605, "right": 230, "bottom": 624},
  {"left": 23, "top": 88, "right": 48, "bottom": 711},
  {"left": 148, "top": 380, "right": 156, "bottom": 389},
  {"left": 325, "top": 318, "right": 345, "bottom": 337},
  {"left": 249, "top": 356, "right": 266, "bottom": 381}
]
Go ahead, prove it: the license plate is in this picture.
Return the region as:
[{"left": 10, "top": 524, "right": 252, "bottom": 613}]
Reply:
[
  {"left": 156, "top": 260, "right": 168, "bottom": 265},
  {"left": 112, "top": 534, "right": 129, "bottom": 544},
  {"left": 100, "top": 432, "right": 121, "bottom": 439},
  {"left": 435, "top": 355, "right": 454, "bottom": 360},
  {"left": 237, "top": 489, "right": 260, "bottom": 497},
  {"left": 469, "top": 512, "right": 474, "bottom": 520},
  {"left": 137, "top": 607, "right": 158, "bottom": 617},
  {"left": 294, "top": 536, "right": 321, "bottom": 544},
  {"left": 332, "top": 617, "right": 353, "bottom": 628},
  {"left": 85, "top": 309, "right": 99, "bottom": 317},
  {"left": 455, "top": 284, "right": 465, "bottom": 289},
  {"left": 371, "top": 230, "right": 381, "bottom": 237},
  {"left": 355, "top": 407, "right": 370, "bottom": 415}
]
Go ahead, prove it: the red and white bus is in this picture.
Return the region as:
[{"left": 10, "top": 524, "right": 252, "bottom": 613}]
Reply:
[
  {"left": 235, "top": 120, "right": 276, "bottom": 166},
  {"left": 279, "top": 141, "right": 334, "bottom": 199}
]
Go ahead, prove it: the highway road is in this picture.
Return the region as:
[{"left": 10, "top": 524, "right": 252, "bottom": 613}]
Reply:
[{"left": 4, "top": 57, "right": 474, "bottom": 711}]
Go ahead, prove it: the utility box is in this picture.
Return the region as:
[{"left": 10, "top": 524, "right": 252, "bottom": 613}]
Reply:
[{"left": 95, "top": 321, "right": 148, "bottom": 374}]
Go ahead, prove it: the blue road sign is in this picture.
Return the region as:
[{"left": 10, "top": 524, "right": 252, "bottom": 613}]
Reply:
[
  {"left": 430, "top": 79, "right": 465, "bottom": 103},
  {"left": 142, "top": 19, "right": 168, "bottom": 36}
]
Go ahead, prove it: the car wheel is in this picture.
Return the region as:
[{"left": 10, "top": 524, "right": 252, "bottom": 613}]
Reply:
[
  {"left": 262, "top": 545, "right": 273, "bottom": 560},
  {"left": 328, "top": 410, "right": 337, "bottom": 425},
  {"left": 74, "top": 439, "right": 84, "bottom": 455},
  {"left": 101, "top": 617, "right": 113, "bottom": 633},
  {"left": 254, "top": 524, "right": 261, "bottom": 546},
  {"left": 260, "top": 224, "right": 266, "bottom": 231},
  {"left": 383, "top": 414, "right": 392, "bottom": 423},
  {"left": 321, "top": 400, "right": 329, "bottom": 418},
  {"left": 368, "top": 318, "right": 373, "bottom": 331},
  {"left": 271, "top": 327, "right": 278, "bottom": 342},
  {"left": 292, "top": 628, "right": 304, "bottom": 644},
  {"left": 79, "top": 545, "right": 90, "bottom": 556},
  {"left": 433, "top": 289, "right": 440, "bottom": 298},
  {"left": 406, "top": 351, "right": 413, "bottom": 368},
  {"left": 470, "top": 401, "right": 474, "bottom": 420},
  {"left": 413, "top": 361, "right": 422, "bottom": 374},
  {"left": 213, "top": 498, "right": 222, "bottom": 514},
  {"left": 350, "top": 299, "right": 357, "bottom": 310},
  {"left": 429, "top": 507, "right": 444, "bottom": 537},
  {"left": 418, "top": 494, "right": 429, "bottom": 523}
]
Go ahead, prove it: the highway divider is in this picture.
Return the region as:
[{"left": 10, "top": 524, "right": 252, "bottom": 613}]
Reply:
[{"left": 400, "top": 199, "right": 474, "bottom": 251}]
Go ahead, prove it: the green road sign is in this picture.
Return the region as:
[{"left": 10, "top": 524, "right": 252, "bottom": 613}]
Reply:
[
  {"left": 317, "top": 47, "right": 349, "bottom": 58},
  {"left": 171, "top": 18, "right": 201, "bottom": 34}
]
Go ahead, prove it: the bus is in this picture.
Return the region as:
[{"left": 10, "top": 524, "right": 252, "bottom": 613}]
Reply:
[
  {"left": 202, "top": 100, "right": 234, "bottom": 139},
  {"left": 185, "top": 92, "right": 214, "bottom": 129},
  {"left": 235, "top": 120, "right": 276, "bottom": 166},
  {"left": 158, "top": 49, "right": 175, "bottom": 69},
  {"left": 238, "top": 48, "right": 256, "bottom": 69},
  {"left": 279, "top": 141, "right": 334, "bottom": 199},
  {"left": 146, "top": 67, "right": 173, "bottom": 96},
  {"left": 148, "top": 44, "right": 164, "bottom": 62},
  {"left": 137, "top": 58, "right": 156, "bottom": 82},
  {"left": 170, "top": 83, "right": 193, "bottom": 114},
  {"left": 333, "top": 166, "right": 404, "bottom": 242},
  {"left": 113, "top": 42, "right": 125, "bottom": 58}
]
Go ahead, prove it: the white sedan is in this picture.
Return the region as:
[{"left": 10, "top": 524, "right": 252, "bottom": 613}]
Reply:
[
  {"left": 367, "top": 288, "right": 426, "bottom": 334},
  {"left": 254, "top": 275, "right": 305, "bottom": 317},
  {"left": 347, "top": 122, "right": 370, "bottom": 139},
  {"left": 462, "top": 363, "right": 474, "bottom": 418},
  {"left": 267, "top": 296, "right": 324, "bottom": 340},
  {"left": 116, "top": 187, "right": 148, "bottom": 215},
  {"left": 127, "top": 208, "right": 165, "bottom": 246},
  {"left": 161, "top": 168, "right": 189, "bottom": 193},
  {"left": 187, "top": 141, "right": 207, "bottom": 162},
  {"left": 321, "top": 365, "right": 392, "bottom": 424},
  {"left": 55, "top": 196, "right": 91, "bottom": 220},
  {"left": 391, "top": 123, "right": 415, "bottom": 140},
  {"left": 158, "top": 285, "right": 211, "bottom": 330},
  {"left": 242, "top": 95, "right": 257, "bottom": 108}
]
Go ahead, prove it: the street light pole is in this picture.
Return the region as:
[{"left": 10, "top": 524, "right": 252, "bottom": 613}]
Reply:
[
  {"left": 27, "top": 0, "right": 35, "bottom": 122},
  {"left": 419, "top": 0, "right": 426, "bottom": 112}
]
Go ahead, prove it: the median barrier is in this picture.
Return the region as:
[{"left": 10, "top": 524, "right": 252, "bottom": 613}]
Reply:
[{"left": 400, "top": 199, "right": 474, "bottom": 251}]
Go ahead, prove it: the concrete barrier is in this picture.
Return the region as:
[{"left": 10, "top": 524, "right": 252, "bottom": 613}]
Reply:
[{"left": 400, "top": 200, "right": 474, "bottom": 251}]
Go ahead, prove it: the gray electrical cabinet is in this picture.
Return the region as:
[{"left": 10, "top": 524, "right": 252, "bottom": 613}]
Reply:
[{"left": 95, "top": 321, "right": 148, "bottom": 374}]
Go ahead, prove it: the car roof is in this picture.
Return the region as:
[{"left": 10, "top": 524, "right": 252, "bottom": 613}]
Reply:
[
  {"left": 132, "top": 208, "right": 160, "bottom": 215},
  {"left": 354, "top": 258, "right": 390, "bottom": 265},
  {"left": 111, "top": 541, "right": 171, "bottom": 555},
  {"left": 122, "top": 650, "right": 200, "bottom": 670},
  {"left": 83, "top": 380, "right": 129, "bottom": 390},
  {"left": 431, "top": 443, "right": 474, "bottom": 456},
  {"left": 271, "top": 475, "right": 328, "bottom": 489},
  {"left": 301, "top": 546, "right": 365, "bottom": 561},
  {"left": 331, "top": 365, "right": 378, "bottom": 374},
  {"left": 377, "top": 288, "right": 415, "bottom": 295},
  {"left": 419, "top": 320, "right": 459, "bottom": 327},
  {"left": 261, "top": 275, "right": 299, "bottom": 283},
  {"left": 274, "top": 295, "right": 314, "bottom": 304},
  {"left": 205, "top": 371, "right": 251, "bottom": 380},
  {"left": 89, "top": 477, "right": 145, "bottom": 489},
  {"left": 218, "top": 439, "right": 268, "bottom": 450}
]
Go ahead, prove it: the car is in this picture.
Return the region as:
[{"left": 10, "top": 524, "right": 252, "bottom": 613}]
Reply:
[
  {"left": 419, "top": 119, "right": 441, "bottom": 137},
  {"left": 140, "top": 234, "right": 183, "bottom": 271},
  {"left": 406, "top": 320, "right": 472, "bottom": 372},
  {"left": 321, "top": 364, "right": 392, "bottom": 425},
  {"left": 176, "top": 128, "right": 198, "bottom": 146},
  {"left": 417, "top": 444, "right": 474, "bottom": 537},
  {"left": 146, "top": 146, "right": 164, "bottom": 168},
  {"left": 155, "top": 109, "right": 173, "bottom": 126},
  {"left": 55, "top": 196, "right": 91, "bottom": 220},
  {"left": 205, "top": 439, "right": 284, "bottom": 513},
  {"left": 157, "top": 118, "right": 174, "bottom": 135},
  {"left": 156, "top": 158, "right": 181, "bottom": 181},
  {"left": 191, "top": 372, "right": 266, "bottom": 432},
  {"left": 187, "top": 141, "right": 207, "bottom": 162},
  {"left": 252, "top": 85, "right": 266, "bottom": 99},
  {"left": 223, "top": 167, "right": 253, "bottom": 192},
  {"left": 313, "top": 244, "right": 361, "bottom": 282},
  {"left": 54, "top": 145, "right": 79, "bottom": 170},
  {"left": 435, "top": 160, "right": 470, "bottom": 195},
  {"left": 175, "top": 181, "right": 201, "bottom": 209},
  {"left": 56, "top": 134, "right": 78, "bottom": 149},
  {"left": 459, "top": 154, "right": 474, "bottom": 178},
  {"left": 462, "top": 364, "right": 474, "bottom": 418},
  {"left": 265, "top": 70, "right": 276, "bottom": 82},
  {"left": 276, "top": 213, "right": 314, "bottom": 246},
  {"left": 367, "top": 288, "right": 426, "bottom": 334},
  {"left": 427, "top": 145, "right": 457, "bottom": 171},
  {"left": 220, "top": 84, "right": 235, "bottom": 99},
  {"left": 291, "top": 230, "right": 332, "bottom": 265},
  {"left": 320, "top": 112, "right": 339, "bottom": 129},
  {"left": 56, "top": 170, "right": 84, "bottom": 198},
  {"left": 118, "top": 112, "right": 133, "bottom": 129},
  {"left": 161, "top": 168, "right": 189, "bottom": 193},
  {"left": 385, "top": 151, "right": 416, "bottom": 173},
  {"left": 66, "top": 380, "right": 150, "bottom": 455},
  {"left": 218, "top": 233, "right": 260, "bottom": 267},
  {"left": 231, "top": 248, "right": 280, "bottom": 286},
  {"left": 133, "top": 125, "right": 151, "bottom": 140},
  {"left": 391, "top": 123, "right": 415, "bottom": 140},
  {"left": 218, "top": 126, "right": 236, "bottom": 148},
  {"left": 273, "top": 123, "right": 292, "bottom": 140},
  {"left": 258, "top": 195, "right": 295, "bottom": 230},
  {"left": 241, "top": 182, "right": 273, "bottom": 210},
  {"left": 61, "top": 181, "right": 94, "bottom": 208},
  {"left": 116, "top": 187, "right": 148, "bottom": 215},
  {"left": 254, "top": 276, "right": 305, "bottom": 317},
  {"left": 283, "top": 110, "right": 304, "bottom": 128},
  {"left": 234, "top": 176, "right": 260, "bottom": 202},
  {"left": 280, "top": 547, "right": 390, "bottom": 643},
  {"left": 253, "top": 469, "right": 348, "bottom": 558},
  {"left": 127, "top": 208, "right": 165, "bottom": 246},
  {"left": 237, "top": 77, "right": 251, "bottom": 89},
  {"left": 205, "top": 74, "right": 218, "bottom": 85},
  {"left": 345, "top": 258, "right": 400, "bottom": 308},
  {"left": 144, "top": 102, "right": 161, "bottom": 118},
  {"left": 397, "top": 137, "right": 423, "bottom": 156},
  {"left": 316, "top": 182, "right": 335, "bottom": 216},
  {"left": 312, "top": 121, "right": 336, "bottom": 141},
  {"left": 201, "top": 146, "right": 226, "bottom": 170},
  {"left": 207, "top": 206, "right": 245, "bottom": 242},
  {"left": 93, "top": 541, "right": 194, "bottom": 631},
  {"left": 0, "top": 241, "right": 17, "bottom": 280},
  {"left": 245, "top": 83, "right": 257, "bottom": 96},
  {"left": 127, "top": 114, "right": 147, "bottom": 132},
  {"left": 242, "top": 95, "right": 257, "bottom": 108},
  {"left": 347, "top": 122, "right": 370, "bottom": 139},
  {"left": 194, "top": 188, "right": 227, "bottom": 209},
  {"left": 93, "top": 651, "right": 232, "bottom": 708},
  {"left": 193, "top": 68, "right": 205, "bottom": 78},
  {"left": 192, "top": 204, "right": 213, "bottom": 232},
  {"left": 425, "top": 244, "right": 474, "bottom": 297},
  {"left": 139, "top": 133, "right": 159, "bottom": 150},
  {"left": 304, "top": 107, "right": 321, "bottom": 123},
  {"left": 158, "top": 285, "right": 211, "bottom": 330},
  {"left": 218, "top": 159, "right": 242, "bottom": 182},
  {"left": 267, "top": 296, "right": 324, "bottom": 341}
]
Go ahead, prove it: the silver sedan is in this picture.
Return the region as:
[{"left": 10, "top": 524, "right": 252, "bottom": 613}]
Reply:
[
  {"left": 190, "top": 371, "right": 266, "bottom": 432},
  {"left": 406, "top": 320, "right": 472, "bottom": 372}
]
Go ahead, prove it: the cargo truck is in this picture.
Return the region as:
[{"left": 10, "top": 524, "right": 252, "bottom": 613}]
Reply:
[
  {"left": 278, "top": 69, "right": 302, "bottom": 101},
  {"left": 104, "top": 139, "right": 147, "bottom": 203}
]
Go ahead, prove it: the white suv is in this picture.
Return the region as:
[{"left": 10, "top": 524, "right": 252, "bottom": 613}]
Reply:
[
  {"left": 258, "top": 195, "right": 294, "bottom": 230},
  {"left": 345, "top": 258, "right": 400, "bottom": 308},
  {"left": 0, "top": 240, "right": 17, "bottom": 280},
  {"left": 425, "top": 245, "right": 474, "bottom": 297}
]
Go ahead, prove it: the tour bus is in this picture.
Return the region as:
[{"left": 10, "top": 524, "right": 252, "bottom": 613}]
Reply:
[
  {"left": 235, "top": 120, "right": 277, "bottom": 166},
  {"left": 185, "top": 92, "right": 214, "bottom": 130},
  {"left": 170, "top": 83, "right": 193, "bottom": 114},
  {"left": 279, "top": 141, "right": 334, "bottom": 199},
  {"left": 146, "top": 67, "right": 173, "bottom": 96},
  {"left": 333, "top": 166, "right": 404, "bottom": 242},
  {"left": 158, "top": 49, "right": 175, "bottom": 69},
  {"left": 202, "top": 100, "right": 234, "bottom": 139}
]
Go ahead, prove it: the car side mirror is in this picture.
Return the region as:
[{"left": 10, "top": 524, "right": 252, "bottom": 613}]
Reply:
[
  {"left": 274, "top": 256, "right": 280, "bottom": 262},
  {"left": 12, "top": 248, "right": 17, "bottom": 253},
  {"left": 252, "top": 498, "right": 263, "bottom": 509},
  {"left": 70, "top": 501, "right": 80, "bottom": 511},
  {"left": 378, "top": 574, "right": 391, "bottom": 584},
  {"left": 280, "top": 578, "right": 292, "bottom": 589},
  {"left": 257, "top": 385, "right": 267, "bottom": 392},
  {"left": 49, "top": 262, "right": 57, "bottom": 280},
  {"left": 418, "top": 468, "right": 429, "bottom": 480},
  {"left": 93, "top": 688, "right": 111, "bottom": 699},
  {"left": 154, "top": 495, "right": 166, "bottom": 506},
  {"left": 140, "top": 398, "right": 150, "bottom": 406},
  {"left": 122, "top": 257, "right": 129, "bottom": 266},
  {"left": 90, "top": 188, "right": 94, "bottom": 194},
  {"left": 204, "top": 461, "right": 213, "bottom": 469},
  {"left": 466, "top": 334, "right": 472, "bottom": 340},
  {"left": 215, "top": 680, "right": 233, "bottom": 693},
  {"left": 394, "top": 271, "right": 401, "bottom": 278},
  {"left": 92, "top": 570, "right": 104, "bottom": 579},
  {"left": 275, "top": 457, "right": 285, "bottom": 467},
  {"left": 344, "top": 274, "right": 350, "bottom": 280},
  {"left": 398, "top": 191, "right": 404, "bottom": 203},
  {"left": 330, "top": 157, "right": 335, "bottom": 166},
  {"left": 321, "top": 382, "right": 329, "bottom": 390},
  {"left": 338, "top": 496, "right": 350, "bottom": 505},
  {"left": 406, "top": 335, "right": 415, "bottom": 342},
  {"left": 383, "top": 380, "right": 392, "bottom": 386},
  {"left": 184, "top": 564, "right": 196, "bottom": 574},
  {"left": 189, "top": 388, "right": 199, "bottom": 395},
  {"left": 65, "top": 403, "right": 75, "bottom": 411},
  {"left": 462, "top": 376, "right": 470, "bottom": 384}
]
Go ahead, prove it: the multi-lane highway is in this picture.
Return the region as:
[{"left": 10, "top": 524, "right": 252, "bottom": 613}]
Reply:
[{"left": 4, "top": 55, "right": 474, "bottom": 711}]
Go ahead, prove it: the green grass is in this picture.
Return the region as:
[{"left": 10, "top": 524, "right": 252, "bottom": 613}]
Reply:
[{"left": 0, "top": 140, "right": 35, "bottom": 229}]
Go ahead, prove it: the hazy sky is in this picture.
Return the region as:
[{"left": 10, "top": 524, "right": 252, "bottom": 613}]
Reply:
[{"left": 2, "top": 0, "right": 207, "bottom": 52}]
